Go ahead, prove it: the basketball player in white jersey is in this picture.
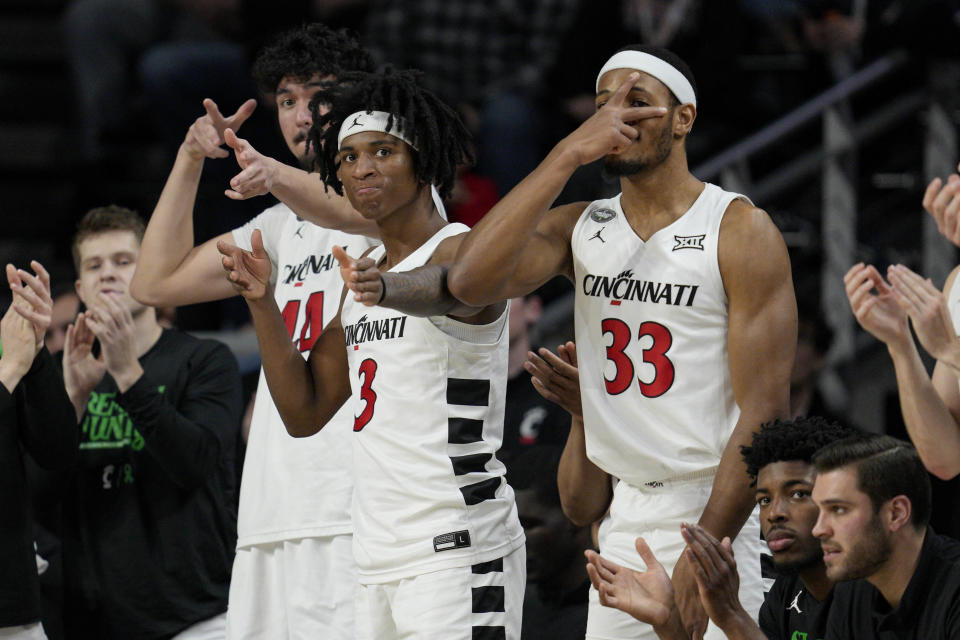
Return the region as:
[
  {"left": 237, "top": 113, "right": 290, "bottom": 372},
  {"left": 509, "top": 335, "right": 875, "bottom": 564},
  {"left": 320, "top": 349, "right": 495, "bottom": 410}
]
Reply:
[
  {"left": 129, "top": 25, "right": 379, "bottom": 639},
  {"left": 217, "top": 68, "right": 526, "bottom": 640},
  {"left": 433, "top": 46, "right": 797, "bottom": 639}
]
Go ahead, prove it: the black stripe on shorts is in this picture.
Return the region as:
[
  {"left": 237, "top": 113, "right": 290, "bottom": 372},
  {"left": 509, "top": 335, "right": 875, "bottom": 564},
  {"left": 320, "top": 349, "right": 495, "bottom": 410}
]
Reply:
[{"left": 472, "top": 585, "right": 505, "bottom": 613}]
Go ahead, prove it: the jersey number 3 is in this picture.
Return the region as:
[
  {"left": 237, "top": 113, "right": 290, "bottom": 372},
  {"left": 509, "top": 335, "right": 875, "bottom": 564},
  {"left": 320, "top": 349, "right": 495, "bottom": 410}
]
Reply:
[
  {"left": 281, "top": 291, "right": 324, "bottom": 352},
  {"left": 601, "top": 318, "right": 675, "bottom": 397},
  {"left": 354, "top": 358, "right": 378, "bottom": 431}
]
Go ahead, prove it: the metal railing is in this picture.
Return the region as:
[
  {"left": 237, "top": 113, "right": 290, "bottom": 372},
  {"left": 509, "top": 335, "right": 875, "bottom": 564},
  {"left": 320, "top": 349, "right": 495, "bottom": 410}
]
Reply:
[{"left": 692, "top": 51, "right": 958, "bottom": 412}]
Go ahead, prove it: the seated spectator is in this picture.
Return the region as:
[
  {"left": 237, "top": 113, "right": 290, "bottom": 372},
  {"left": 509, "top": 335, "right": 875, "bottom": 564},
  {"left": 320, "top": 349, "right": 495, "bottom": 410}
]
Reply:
[
  {"left": 580, "top": 416, "right": 859, "bottom": 640},
  {"left": 59, "top": 206, "right": 242, "bottom": 639},
  {"left": 812, "top": 434, "right": 960, "bottom": 638},
  {"left": 507, "top": 446, "right": 593, "bottom": 640},
  {"left": 0, "top": 261, "right": 77, "bottom": 640}
]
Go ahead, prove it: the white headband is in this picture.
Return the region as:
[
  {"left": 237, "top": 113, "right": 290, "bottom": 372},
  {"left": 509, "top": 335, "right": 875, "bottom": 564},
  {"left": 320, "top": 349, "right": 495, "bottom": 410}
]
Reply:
[
  {"left": 596, "top": 51, "right": 696, "bottom": 108},
  {"left": 338, "top": 110, "right": 417, "bottom": 150}
]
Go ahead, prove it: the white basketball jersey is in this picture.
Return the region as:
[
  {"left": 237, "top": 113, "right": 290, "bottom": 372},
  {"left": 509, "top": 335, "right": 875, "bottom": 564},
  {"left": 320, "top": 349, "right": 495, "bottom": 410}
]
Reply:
[
  {"left": 571, "top": 183, "right": 748, "bottom": 486},
  {"left": 233, "top": 202, "right": 376, "bottom": 547},
  {"left": 341, "top": 223, "right": 524, "bottom": 584}
]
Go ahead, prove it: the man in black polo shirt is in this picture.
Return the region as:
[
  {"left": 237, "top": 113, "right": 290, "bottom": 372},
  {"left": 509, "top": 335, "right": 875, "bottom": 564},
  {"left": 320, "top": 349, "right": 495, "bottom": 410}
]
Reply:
[
  {"left": 812, "top": 434, "right": 960, "bottom": 639},
  {"left": 585, "top": 417, "right": 859, "bottom": 639}
]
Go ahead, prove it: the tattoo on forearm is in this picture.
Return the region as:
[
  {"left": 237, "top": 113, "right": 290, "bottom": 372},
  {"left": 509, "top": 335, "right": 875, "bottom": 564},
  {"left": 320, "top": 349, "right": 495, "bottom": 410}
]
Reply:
[{"left": 380, "top": 266, "right": 459, "bottom": 317}]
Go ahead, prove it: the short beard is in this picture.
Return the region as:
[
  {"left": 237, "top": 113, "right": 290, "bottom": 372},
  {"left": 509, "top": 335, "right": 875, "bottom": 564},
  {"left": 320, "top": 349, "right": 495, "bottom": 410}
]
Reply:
[
  {"left": 602, "top": 116, "right": 674, "bottom": 178},
  {"left": 827, "top": 513, "right": 892, "bottom": 581}
]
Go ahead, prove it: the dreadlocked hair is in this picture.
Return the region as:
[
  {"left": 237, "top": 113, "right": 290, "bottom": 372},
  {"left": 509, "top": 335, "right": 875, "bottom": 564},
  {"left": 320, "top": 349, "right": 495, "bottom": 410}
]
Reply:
[
  {"left": 307, "top": 67, "right": 474, "bottom": 200},
  {"left": 251, "top": 23, "right": 374, "bottom": 95},
  {"left": 739, "top": 416, "right": 859, "bottom": 486}
]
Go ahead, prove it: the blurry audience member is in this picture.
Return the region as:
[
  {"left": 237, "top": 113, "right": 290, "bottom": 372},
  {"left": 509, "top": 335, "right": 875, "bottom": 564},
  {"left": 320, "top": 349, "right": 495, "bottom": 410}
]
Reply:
[
  {"left": 508, "top": 446, "right": 593, "bottom": 640},
  {"left": 790, "top": 302, "right": 837, "bottom": 420},
  {"left": 44, "top": 287, "right": 80, "bottom": 355},
  {"left": 844, "top": 167, "right": 960, "bottom": 480},
  {"left": 500, "top": 295, "right": 571, "bottom": 460},
  {"left": 812, "top": 434, "right": 960, "bottom": 638},
  {"left": 364, "top": 0, "right": 582, "bottom": 195},
  {"left": 60, "top": 206, "right": 241, "bottom": 639},
  {"left": 0, "top": 262, "right": 77, "bottom": 640}
]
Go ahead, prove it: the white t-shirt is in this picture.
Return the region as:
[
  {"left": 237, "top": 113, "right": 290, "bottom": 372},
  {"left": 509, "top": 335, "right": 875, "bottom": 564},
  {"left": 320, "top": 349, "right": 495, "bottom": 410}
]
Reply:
[
  {"left": 232, "top": 202, "right": 376, "bottom": 547},
  {"left": 571, "top": 183, "right": 749, "bottom": 486},
  {"left": 340, "top": 224, "right": 524, "bottom": 583}
]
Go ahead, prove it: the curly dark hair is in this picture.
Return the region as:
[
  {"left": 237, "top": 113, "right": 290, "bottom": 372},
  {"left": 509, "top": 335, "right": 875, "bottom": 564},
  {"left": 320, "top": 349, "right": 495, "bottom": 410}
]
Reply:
[
  {"left": 251, "top": 23, "right": 375, "bottom": 94},
  {"left": 307, "top": 67, "right": 474, "bottom": 200},
  {"left": 740, "top": 416, "right": 859, "bottom": 485}
]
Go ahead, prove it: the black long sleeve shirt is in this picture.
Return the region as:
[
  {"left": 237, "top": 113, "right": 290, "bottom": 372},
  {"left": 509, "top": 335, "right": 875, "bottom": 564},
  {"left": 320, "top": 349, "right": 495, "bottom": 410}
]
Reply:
[
  {"left": 0, "top": 347, "right": 78, "bottom": 627},
  {"left": 61, "top": 330, "right": 241, "bottom": 640}
]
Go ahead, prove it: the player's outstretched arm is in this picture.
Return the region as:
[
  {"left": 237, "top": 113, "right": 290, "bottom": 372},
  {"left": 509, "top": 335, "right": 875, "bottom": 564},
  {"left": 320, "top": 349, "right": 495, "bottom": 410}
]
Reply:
[
  {"left": 875, "top": 263, "right": 960, "bottom": 479},
  {"left": 217, "top": 230, "right": 350, "bottom": 436},
  {"left": 448, "top": 75, "right": 669, "bottom": 307},
  {"left": 336, "top": 235, "right": 505, "bottom": 321},
  {"left": 585, "top": 538, "right": 688, "bottom": 640},
  {"left": 132, "top": 99, "right": 257, "bottom": 307},
  {"left": 527, "top": 342, "right": 610, "bottom": 525},
  {"left": 222, "top": 128, "right": 379, "bottom": 238},
  {"left": 672, "top": 201, "right": 796, "bottom": 639},
  {"left": 680, "top": 524, "right": 765, "bottom": 640}
]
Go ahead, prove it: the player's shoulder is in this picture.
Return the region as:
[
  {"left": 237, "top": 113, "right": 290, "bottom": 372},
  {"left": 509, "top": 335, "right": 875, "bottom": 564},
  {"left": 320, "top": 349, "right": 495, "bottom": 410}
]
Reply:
[{"left": 718, "top": 196, "right": 785, "bottom": 255}]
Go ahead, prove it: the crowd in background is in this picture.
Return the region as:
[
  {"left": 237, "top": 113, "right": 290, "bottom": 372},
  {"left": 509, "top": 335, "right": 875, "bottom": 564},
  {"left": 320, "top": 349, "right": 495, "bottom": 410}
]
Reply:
[{"left": 4, "top": 1, "right": 960, "bottom": 639}]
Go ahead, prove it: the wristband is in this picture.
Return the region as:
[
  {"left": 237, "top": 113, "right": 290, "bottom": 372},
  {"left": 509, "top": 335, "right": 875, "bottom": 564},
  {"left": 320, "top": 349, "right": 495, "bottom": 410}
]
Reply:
[{"left": 377, "top": 275, "right": 387, "bottom": 305}]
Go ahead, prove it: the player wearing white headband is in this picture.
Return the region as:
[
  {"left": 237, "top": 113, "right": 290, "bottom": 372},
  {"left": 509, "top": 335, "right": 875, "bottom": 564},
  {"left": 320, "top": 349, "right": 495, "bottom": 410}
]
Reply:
[
  {"left": 218, "top": 68, "right": 525, "bottom": 640},
  {"left": 432, "top": 45, "right": 797, "bottom": 639}
]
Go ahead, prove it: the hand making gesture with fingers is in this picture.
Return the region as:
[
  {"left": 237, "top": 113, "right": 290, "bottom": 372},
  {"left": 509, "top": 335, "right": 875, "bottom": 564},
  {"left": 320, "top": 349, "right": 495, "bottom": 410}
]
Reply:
[
  {"left": 887, "top": 264, "right": 960, "bottom": 369},
  {"left": 524, "top": 341, "right": 582, "bottom": 418},
  {"left": 923, "top": 167, "right": 960, "bottom": 247},
  {"left": 333, "top": 245, "right": 383, "bottom": 306},
  {"left": 182, "top": 98, "right": 258, "bottom": 161},
  {"left": 844, "top": 262, "right": 910, "bottom": 348},
  {"left": 217, "top": 228, "right": 273, "bottom": 301},
  {"left": 223, "top": 127, "right": 283, "bottom": 200},
  {"left": 6, "top": 261, "right": 53, "bottom": 350},
  {"left": 559, "top": 72, "right": 668, "bottom": 168}
]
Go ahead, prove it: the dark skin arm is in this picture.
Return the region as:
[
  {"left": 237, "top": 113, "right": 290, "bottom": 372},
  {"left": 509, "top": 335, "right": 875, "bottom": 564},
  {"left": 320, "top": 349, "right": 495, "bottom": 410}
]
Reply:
[
  {"left": 217, "top": 229, "right": 352, "bottom": 437},
  {"left": 447, "top": 74, "right": 668, "bottom": 306},
  {"left": 672, "top": 199, "right": 796, "bottom": 639},
  {"left": 335, "top": 233, "right": 506, "bottom": 324}
]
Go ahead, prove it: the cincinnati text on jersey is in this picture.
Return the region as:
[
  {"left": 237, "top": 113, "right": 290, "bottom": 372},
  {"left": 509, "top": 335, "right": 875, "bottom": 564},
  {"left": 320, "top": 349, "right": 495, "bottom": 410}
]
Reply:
[
  {"left": 582, "top": 271, "right": 700, "bottom": 307},
  {"left": 281, "top": 248, "right": 345, "bottom": 285},
  {"left": 344, "top": 314, "right": 408, "bottom": 347}
]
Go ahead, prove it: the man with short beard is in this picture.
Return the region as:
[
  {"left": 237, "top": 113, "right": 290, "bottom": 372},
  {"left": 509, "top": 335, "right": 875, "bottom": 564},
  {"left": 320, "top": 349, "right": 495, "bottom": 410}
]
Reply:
[
  {"left": 549, "top": 401, "right": 857, "bottom": 637},
  {"left": 812, "top": 434, "right": 960, "bottom": 639},
  {"left": 437, "top": 44, "right": 796, "bottom": 640}
]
